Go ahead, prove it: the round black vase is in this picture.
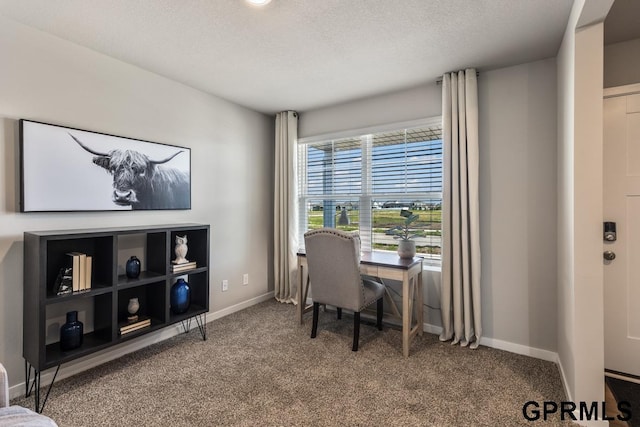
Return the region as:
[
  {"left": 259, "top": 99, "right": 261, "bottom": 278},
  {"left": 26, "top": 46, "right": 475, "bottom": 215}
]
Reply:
[
  {"left": 60, "top": 310, "right": 83, "bottom": 351},
  {"left": 125, "top": 256, "right": 141, "bottom": 279},
  {"left": 170, "top": 278, "right": 191, "bottom": 314}
]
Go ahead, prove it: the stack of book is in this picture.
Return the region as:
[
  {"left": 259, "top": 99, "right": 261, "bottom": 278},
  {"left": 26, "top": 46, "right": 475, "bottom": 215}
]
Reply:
[
  {"left": 171, "top": 261, "right": 196, "bottom": 273},
  {"left": 119, "top": 316, "right": 151, "bottom": 335},
  {"left": 66, "top": 252, "right": 93, "bottom": 292}
]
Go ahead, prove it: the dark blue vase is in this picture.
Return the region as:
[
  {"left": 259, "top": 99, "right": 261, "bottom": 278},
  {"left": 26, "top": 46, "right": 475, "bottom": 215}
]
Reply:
[
  {"left": 170, "top": 278, "right": 191, "bottom": 314},
  {"left": 126, "top": 256, "right": 141, "bottom": 279},
  {"left": 60, "top": 311, "right": 83, "bottom": 351}
]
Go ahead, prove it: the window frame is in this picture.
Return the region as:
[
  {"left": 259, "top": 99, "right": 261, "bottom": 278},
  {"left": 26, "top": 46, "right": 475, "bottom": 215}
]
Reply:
[{"left": 297, "top": 116, "right": 443, "bottom": 264}]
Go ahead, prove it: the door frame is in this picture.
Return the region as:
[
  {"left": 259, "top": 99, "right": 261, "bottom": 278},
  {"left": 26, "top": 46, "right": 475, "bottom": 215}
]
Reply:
[{"left": 603, "top": 82, "right": 640, "bottom": 383}]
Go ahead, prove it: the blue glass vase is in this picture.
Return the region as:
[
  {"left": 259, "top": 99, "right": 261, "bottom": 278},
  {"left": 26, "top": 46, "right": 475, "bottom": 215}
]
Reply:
[
  {"left": 60, "top": 310, "right": 83, "bottom": 351},
  {"left": 126, "top": 256, "right": 141, "bottom": 279},
  {"left": 170, "top": 278, "right": 191, "bottom": 314}
]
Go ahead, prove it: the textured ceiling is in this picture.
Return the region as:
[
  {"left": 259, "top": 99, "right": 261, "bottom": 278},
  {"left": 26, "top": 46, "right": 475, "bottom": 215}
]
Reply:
[{"left": 0, "top": 0, "right": 577, "bottom": 114}]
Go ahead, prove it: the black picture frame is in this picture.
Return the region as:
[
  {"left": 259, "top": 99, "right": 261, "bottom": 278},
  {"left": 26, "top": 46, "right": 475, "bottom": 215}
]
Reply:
[{"left": 19, "top": 119, "right": 191, "bottom": 212}]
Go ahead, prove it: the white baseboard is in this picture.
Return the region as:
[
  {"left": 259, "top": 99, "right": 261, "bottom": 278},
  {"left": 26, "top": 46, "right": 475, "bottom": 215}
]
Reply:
[
  {"left": 9, "top": 291, "right": 275, "bottom": 400},
  {"left": 556, "top": 355, "right": 573, "bottom": 402},
  {"left": 205, "top": 292, "right": 274, "bottom": 322},
  {"left": 423, "top": 322, "right": 442, "bottom": 336},
  {"left": 422, "top": 321, "right": 558, "bottom": 363},
  {"left": 477, "top": 335, "right": 558, "bottom": 363}
]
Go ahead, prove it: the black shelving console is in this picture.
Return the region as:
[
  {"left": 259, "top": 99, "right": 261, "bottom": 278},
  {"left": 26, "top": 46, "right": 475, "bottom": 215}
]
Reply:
[{"left": 23, "top": 223, "right": 210, "bottom": 412}]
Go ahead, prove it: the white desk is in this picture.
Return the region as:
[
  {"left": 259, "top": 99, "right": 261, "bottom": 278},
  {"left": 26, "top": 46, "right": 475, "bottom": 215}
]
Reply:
[{"left": 297, "top": 251, "right": 423, "bottom": 357}]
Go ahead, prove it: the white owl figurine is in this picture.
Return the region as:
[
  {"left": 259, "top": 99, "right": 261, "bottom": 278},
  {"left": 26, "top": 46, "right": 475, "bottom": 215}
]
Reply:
[{"left": 173, "top": 235, "right": 189, "bottom": 264}]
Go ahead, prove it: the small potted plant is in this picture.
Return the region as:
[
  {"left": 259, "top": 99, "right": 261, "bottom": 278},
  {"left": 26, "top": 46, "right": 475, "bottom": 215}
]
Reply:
[{"left": 386, "top": 210, "right": 420, "bottom": 259}]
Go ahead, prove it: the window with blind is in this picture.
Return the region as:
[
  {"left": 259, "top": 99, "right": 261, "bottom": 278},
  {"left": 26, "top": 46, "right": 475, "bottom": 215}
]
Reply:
[{"left": 297, "top": 119, "right": 443, "bottom": 260}]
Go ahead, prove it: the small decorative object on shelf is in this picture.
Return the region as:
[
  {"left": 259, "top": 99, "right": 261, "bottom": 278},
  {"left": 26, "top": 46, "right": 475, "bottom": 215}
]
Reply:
[
  {"left": 125, "top": 256, "right": 141, "bottom": 279},
  {"left": 54, "top": 267, "right": 73, "bottom": 296},
  {"left": 127, "top": 297, "right": 140, "bottom": 321},
  {"left": 119, "top": 315, "right": 151, "bottom": 335},
  {"left": 60, "top": 310, "right": 83, "bottom": 351},
  {"left": 171, "top": 260, "right": 196, "bottom": 273},
  {"left": 173, "top": 235, "right": 189, "bottom": 265},
  {"left": 170, "top": 278, "right": 191, "bottom": 314}
]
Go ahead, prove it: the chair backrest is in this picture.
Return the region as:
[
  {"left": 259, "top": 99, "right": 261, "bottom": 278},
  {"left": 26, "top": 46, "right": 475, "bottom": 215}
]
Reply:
[{"left": 304, "top": 228, "right": 364, "bottom": 312}]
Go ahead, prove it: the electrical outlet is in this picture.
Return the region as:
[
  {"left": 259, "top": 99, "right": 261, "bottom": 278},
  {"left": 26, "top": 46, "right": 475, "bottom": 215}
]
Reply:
[
  {"left": 243, "top": 273, "right": 249, "bottom": 286},
  {"left": 222, "top": 279, "right": 229, "bottom": 292}
]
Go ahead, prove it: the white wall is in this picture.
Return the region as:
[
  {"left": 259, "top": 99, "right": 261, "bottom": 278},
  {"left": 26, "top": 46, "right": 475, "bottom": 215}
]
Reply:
[
  {"left": 557, "top": 0, "right": 609, "bottom": 420},
  {"left": 573, "top": 20, "right": 605, "bottom": 409},
  {"left": 556, "top": 0, "right": 577, "bottom": 399},
  {"left": 301, "top": 58, "right": 559, "bottom": 356},
  {"left": 604, "top": 38, "right": 640, "bottom": 88},
  {"left": 0, "top": 16, "right": 274, "bottom": 389}
]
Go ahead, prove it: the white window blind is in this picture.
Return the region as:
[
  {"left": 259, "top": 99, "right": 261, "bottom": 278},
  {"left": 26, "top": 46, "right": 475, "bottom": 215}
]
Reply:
[
  {"left": 371, "top": 128, "right": 443, "bottom": 194},
  {"left": 298, "top": 120, "right": 443, "bottom": 259}
]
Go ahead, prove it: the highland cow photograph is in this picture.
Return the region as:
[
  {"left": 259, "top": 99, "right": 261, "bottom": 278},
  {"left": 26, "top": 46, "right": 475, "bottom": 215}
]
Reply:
[{"left": 20, "top": 120, "right": 191, "bottom": 212}]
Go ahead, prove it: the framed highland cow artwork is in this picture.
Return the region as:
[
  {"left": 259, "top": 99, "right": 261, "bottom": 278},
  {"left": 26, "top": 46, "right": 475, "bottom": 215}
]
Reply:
[{"left": 19, "top": 119, "right": 191, "bottom": 212}]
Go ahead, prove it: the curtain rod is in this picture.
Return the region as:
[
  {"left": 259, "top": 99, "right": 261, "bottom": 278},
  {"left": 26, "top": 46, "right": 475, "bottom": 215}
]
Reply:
[{"left": 436, "top": 70, "right": 480, "bottom": 85}]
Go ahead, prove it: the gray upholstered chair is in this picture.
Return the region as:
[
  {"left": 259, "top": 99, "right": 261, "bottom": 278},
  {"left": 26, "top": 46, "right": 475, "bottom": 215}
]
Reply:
[{"left": 304, "top": 228, "right": 385, "bottom": 351}]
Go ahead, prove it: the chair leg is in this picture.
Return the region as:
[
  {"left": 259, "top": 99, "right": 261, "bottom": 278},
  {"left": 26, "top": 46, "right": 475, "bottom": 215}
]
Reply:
[
  {"left": 376, "top": 297, "right": 383, "bottom": 331},
  {"left": 352, "top": 312, "right": 360, "bottom": 351},
  {"left": 311, "top": 302, "right": 319, "bottom": 338},
  {"left": 336, "top": 307, "right": 342, "bottom": 319}
]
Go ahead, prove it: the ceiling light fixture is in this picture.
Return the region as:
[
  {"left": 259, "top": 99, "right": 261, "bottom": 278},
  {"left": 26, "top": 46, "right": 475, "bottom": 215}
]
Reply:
[{"left": 246, "top": 0, "right": 272, "bottom": 6}]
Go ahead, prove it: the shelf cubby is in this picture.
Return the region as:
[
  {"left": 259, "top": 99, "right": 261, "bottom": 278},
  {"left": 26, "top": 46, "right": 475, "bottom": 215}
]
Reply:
[
  {"left": 43, "top": 292, "right": 113, "bottom": 369},
  {"left": 117, "top": 281, "right": 166, "bottom": 326},
  {"left": 170, "top": 229, "right": 208, "bottom": 268},
  {"left": 45, "top": 235, "right": 113, "bottom": 298},
  {"left": 168, "top": 270, "right": 208, "bottom": 323}
]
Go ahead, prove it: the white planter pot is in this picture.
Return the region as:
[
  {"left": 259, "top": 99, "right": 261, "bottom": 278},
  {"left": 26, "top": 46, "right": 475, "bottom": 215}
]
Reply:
[{"left": 397, "top": 240, "right": 416, "bottom": 259}]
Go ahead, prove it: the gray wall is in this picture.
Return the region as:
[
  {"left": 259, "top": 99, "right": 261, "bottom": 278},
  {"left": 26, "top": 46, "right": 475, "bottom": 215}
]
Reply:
[
  {"left": 299, "top": 83, "right": 442, "bottom": 138},
  {"left": 0, "top": 16, "right": 274, "bottom": 387},
  {"left": 301, "top": 57, "right": 559, "bottom": 354},
  {"left": 479, "top": 59, "right": 558, "bottom": 351}
]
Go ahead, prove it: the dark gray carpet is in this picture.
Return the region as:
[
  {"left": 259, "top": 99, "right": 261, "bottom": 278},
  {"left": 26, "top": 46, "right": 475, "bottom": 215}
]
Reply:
[{"left": 12, "top": 300, "right": 575, "bottom": 426}]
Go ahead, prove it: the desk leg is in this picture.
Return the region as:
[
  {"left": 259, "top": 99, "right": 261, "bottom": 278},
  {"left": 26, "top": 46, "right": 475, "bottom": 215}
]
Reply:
[
  {"left": 417, "top": 268, "right": 424, "bottom": 336},
  {"left": 297, "top": 263, "right": 304, "bottom": 324},
  {"left": 402, "top": 272, "right": 411, "bottom": 357},
  {"left": 296, "top": 264, "right": 313, "bottom": 325},
  {"left": 402, "top": 267, "right": 423, "bottom": 357}
]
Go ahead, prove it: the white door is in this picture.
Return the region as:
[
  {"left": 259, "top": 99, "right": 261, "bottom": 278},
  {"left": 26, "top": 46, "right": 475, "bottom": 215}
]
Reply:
[{"left": 604, "top": 90, "right": 640, "bottom": 377}]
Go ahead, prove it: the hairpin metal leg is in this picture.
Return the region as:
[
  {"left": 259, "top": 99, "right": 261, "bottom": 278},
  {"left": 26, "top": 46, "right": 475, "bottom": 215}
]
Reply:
[
  {"left": 180, "top": 317, "right": 192, "bottom": 333},
  {"left": 194, "top": 313, "right": 207, "bottom": 341},
  {"left": 25, "top": 361, "right": 60, "bottom": 413},
  {"left": 180, "top": 314, "right": 206, "bottom": 340}
]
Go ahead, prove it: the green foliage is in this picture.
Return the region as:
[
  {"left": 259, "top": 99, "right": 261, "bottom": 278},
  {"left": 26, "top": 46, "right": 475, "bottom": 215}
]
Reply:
[
  {"left": 305, "top": 206, "right": 442, "bottom": 256},
  {"left": 386, "top": 210, "right": 421, "bottom": 241}
]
